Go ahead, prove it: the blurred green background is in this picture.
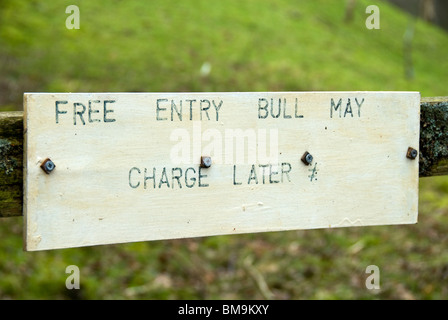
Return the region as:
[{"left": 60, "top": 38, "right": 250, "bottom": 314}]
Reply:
[{"left": 1, "top": 0, "right": 448, "bottom": 299}]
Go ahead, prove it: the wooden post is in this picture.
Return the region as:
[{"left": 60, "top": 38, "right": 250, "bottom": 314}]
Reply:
[
  {"left": 420, "top": 97, "right": 448, "bottom": 176},
  {"left": 0, "top": 97, "right": 447, "bottom": 218},
  {"left": 0, "top": 111, "right": 23, "bottom": 218}
]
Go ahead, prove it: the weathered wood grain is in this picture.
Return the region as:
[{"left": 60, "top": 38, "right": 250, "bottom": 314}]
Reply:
[
  {"left": 23, "top": 92, "right": 420, "bottom": 250},
  {"left": 0, "top": 95, "right": 446, "bottom": 220}
]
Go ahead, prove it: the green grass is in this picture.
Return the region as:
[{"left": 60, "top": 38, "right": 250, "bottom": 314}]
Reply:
[
  {"left": 1, "top": 0, "right": 448, "bottom": 299},
  {"left": 1, "top": 0, "right": 448, "bottom": 106}
]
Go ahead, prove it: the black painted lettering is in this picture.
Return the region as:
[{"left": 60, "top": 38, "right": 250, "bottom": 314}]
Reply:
[
  {"left": 270, "top": 98, "right": 281, "bottom": 118},
  {"left": 172, "top": 168, "right": 183, "bottom": 189},
  {"left": 259, "top": 164, "right": 269, "bottom": 184},
  {"left": 295, "top": 98, "right": 303, "bottom": 118},
  {"left": 330, "top": 98, "right": 342, "bottom": 118},
  {"left": 212, "top": 100, "right": 223, "bottom": 121},
  {"left": 104, "top": 100, "right": 116, "bottom": 122},
  {"left": 55, "top": 101, "right": 68, "bottom": 124},
  {"left": 198, "top": 167, "right": 209, "bottom": 187},
  {"left": 73, "top": 103, "right": 86, "bottom": 125},
  {"left": 355, "top": 98, "right": 364, "bottom": 117},
  {"left": 159, "top": 167, "right": 170, "bottom": 188},
  {"left": 185, "top": 167, "right": 196, "bottom": 188},
  {"left": 144, "top": 167, "right": 156, "bottom": 189},
  {"left": 186, "top": 99, "right": 196, "bottom": 120},
  {"left": 171, "top": 100, "right": 182, "bottom": 121},
  {"left": 233, "top": 165, "right": 242, "bottom": 185},
  {"left": 129, "top": 167, "right": 141, "bottom": 188},
  {"left": 269, "top": 164, "right": 279, "bottom": 183},
  {"left": 281, "top": 162, "right": 292, "bottom": 182},
  {"left": 200, "top": 100, "right": 211, "bottom": 120},
  {"left": 156, "top": 99, "right": 168, "bottom": 121},
  {"left": 88, "top": 100, "right": 101, "bottom": 123},
  {"left": 283, "top": 98, "right": 291, "bottom": 119},
  {"left": 344, "top": 98, "right": 353, "bottom": 117},
  {"left": 248, "top": 164, "right": 258, "bottom": 184},
  {"left": 258, "top": 98, "right": 268, "bottom": 119}
]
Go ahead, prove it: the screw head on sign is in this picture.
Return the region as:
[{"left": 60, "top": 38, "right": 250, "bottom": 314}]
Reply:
[
  {"left": 406, "top": 147, "right": 418, "bottom": 160},
  {"left": 200, "top": 156, "right": 212, "bottom": 168},
  {"left": 40, "top": 158, "right": 56, "bottom": 174},
  {"left": 301, "top": 152, "right": 313, "bottom": 165}
]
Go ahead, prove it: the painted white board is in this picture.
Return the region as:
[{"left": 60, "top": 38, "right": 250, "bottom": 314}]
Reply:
[{"left": 24, "top": 92, "right": 420, "bottom": 251}]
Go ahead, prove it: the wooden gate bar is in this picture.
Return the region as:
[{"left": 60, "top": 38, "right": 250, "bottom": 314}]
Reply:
[
  {"left": 0, "top": 111, "right": 23, "bottom": 218},
  {"left": 0, "top": 96, "right": 447, "bottom": 218},
  {"left": 419, "top": 97, "right": 448, "bottom": 177}
]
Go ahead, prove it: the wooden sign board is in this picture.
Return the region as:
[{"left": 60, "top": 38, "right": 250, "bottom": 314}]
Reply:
[{"left": 24, "top": 92, "right": 420, "bottom": 251}]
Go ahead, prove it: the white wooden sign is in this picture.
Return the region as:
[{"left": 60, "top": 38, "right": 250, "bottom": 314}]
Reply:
[{"left": 24, "top": 92, "right": 420, "bottom": 251}]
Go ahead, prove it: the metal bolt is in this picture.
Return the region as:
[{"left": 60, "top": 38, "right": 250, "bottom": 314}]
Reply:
[
  {"left": 200, "top": 156, "right": 212, "bottom": 168},
  {"left": 406, "top": 147, "right": 418, "bottom": 160},
  {"left": 301, "top": 152, "right": 313, "bottom": 165},
  {"left": 41, "top": 158, "right": 56, "bottom": 174}
]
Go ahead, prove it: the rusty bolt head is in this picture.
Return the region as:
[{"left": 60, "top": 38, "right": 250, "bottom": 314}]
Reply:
[
  {"left": 200, "top": 156, "right": 212, "bottom": 168},
  {"left": 406, "top": 147, "right": 418, "bottom": 160},
  {"left": 41, "top": 158, "right": 55, "bottom": 174},
  {"left": 301, "top": 152, "right": 313, "bottom": 165}
]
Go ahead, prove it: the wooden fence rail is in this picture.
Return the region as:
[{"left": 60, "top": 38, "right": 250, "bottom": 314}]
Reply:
[{"left": 1, "top": 96, "right": 447, "bottom": 218}]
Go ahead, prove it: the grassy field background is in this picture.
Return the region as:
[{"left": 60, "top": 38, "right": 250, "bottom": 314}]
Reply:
[{"left": 1, "top": 0, "right": 448, "bottom": 299}]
